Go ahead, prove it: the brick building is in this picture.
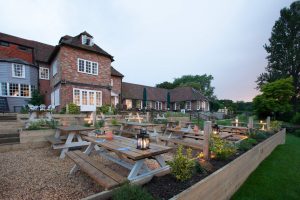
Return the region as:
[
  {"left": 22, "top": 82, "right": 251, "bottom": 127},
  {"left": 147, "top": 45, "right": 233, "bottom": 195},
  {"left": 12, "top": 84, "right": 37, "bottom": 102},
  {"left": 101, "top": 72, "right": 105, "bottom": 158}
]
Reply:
[{"left": 0, "top": 31, "right": 209, "bottom": 112}]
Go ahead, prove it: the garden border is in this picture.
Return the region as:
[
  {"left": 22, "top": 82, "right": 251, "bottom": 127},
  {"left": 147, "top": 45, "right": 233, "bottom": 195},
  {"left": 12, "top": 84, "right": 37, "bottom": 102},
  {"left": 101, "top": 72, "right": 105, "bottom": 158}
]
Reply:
[{"left": 170, "top": 128, "right": 286, "bottom": 200}]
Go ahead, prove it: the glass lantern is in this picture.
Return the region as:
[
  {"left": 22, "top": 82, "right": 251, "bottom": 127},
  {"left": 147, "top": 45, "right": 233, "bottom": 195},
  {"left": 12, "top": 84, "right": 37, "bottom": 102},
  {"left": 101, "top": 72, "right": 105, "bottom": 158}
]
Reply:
[{"left": 136, "top": 128, "right": 150, "bottom": 150}]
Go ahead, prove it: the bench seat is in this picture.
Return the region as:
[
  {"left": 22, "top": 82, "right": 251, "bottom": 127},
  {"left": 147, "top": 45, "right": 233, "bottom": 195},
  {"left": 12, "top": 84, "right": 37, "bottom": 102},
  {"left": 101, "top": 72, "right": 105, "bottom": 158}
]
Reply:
[
  {"left": 46, "top": 136, "right": 65, "bottom": 145},
  {"left": 159, "top": 137, "right": 203, "bottom": 150},
  {"left": 66, "top": 150, "right": 126, "bottom": 190}
]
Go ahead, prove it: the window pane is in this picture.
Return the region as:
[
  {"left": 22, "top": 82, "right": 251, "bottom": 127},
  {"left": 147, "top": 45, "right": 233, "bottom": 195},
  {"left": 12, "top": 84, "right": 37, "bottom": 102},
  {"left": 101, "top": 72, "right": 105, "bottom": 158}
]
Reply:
[
  {"left": 86, "top": 61, "right": 91, "bottom": 73},
  {"left": 78, "top": 59, "right": 85, "bottom": 72},
  {"left": 9, "top": 83, "right": 19, "bottom": 96},
  {"left": 40, "top": 67, "right": 49, "bottom": 79},
  {"left": 82, "top": 91, "right": 87, "bottom": 105},
  {"left": 13, "top": 64, "right": 24, "bottom": 77},
  {"left": 96, "top": 92, "right": 102, "bottom": 106},
  {"left": 89, "top": 91, "right": 95, "bottom": 105},
  {"left": 74, "top": 89, "right": 80, "bottom": 105},
  {"left": 92, "top": 63, "right": 98, "bottom": 74},
  {"left": 20, "top": 84, "right": 29, "bottom": 97},
  {"left": 1, "top": 83, "right": 7, "bottom": 95}
]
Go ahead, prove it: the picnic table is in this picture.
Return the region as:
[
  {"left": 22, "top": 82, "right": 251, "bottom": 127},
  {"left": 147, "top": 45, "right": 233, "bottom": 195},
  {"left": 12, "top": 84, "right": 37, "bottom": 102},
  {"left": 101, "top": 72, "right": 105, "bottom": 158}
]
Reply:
[
  {"left": 68, "top": 135, "right": 172, "bottom": 187},
  {"left": 219, "top": 125, "right": 248, "bottom": 134},
  {"left": 118, "top": 122, "right": 159, "bottom": 139},
  {"left": 47, "top": 125, "right": 94, "bottom": 158}
]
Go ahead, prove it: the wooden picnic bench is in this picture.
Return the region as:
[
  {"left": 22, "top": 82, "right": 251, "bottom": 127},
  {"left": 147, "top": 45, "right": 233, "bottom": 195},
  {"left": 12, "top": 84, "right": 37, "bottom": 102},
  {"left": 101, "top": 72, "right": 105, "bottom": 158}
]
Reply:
[
  {"left": 182, "top": 134, "right": 204, "bottom": 140},
  {"left": 159, "top": 136, "right": 203, "bottom": 150},
  {"left": 66, "top": 150, "right": 126, "bottom": 190}
]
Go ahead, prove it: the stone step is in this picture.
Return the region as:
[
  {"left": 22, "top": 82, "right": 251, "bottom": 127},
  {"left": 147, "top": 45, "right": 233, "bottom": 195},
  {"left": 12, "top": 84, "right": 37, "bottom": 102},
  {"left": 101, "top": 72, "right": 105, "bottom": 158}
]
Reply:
[
  {"left": 0, "top": 137, "right": 20, "bottom": 144},
  {"left": 0, "top": 133, "right": 20, "bottom": 138}
]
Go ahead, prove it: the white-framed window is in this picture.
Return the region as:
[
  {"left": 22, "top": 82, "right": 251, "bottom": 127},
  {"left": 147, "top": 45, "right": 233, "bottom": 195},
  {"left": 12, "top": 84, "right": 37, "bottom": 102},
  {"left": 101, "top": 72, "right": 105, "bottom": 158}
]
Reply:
[
  {"left": 185, "top": 101, "right": 192, "bottom": 110},
  {"left": 51, "top": 87, "right": 60, "bottom": 106},
  {"left": 12, "top": 64, "right": 25, "bottom": 78},
  {"left": 197, "top": 101, "right": 201, "bottom": 110},
  {"left": 0, "top": 82, "right": 34, "bottom": 98},
  {"left": 146, "top": 101, "right": 152, "bottom": 109},
  {"left": 202, "top": 101, "right": 206, "bottom": 110},
  {"left": 73, "top": 88, "right": 102, "bottom": 107},
  {"left": 1, "top": 82, "right": 8, "bottom": 96},
  {"left": 39, "top": 67, "right": 49, "bottom": 80},
  {"left": 111, "top": 79, "right": 113, "bottom": 86},
  {"left": 174, "top": 102, "right": 179, "bottom": 110},
  {"left": 154, "top": 101, "right": 162, "bottom": 110},
  {"left": 125, "top": 99, "right": 132, "bottom": 109},
  {"left": 82, "top": 35, "right": 94, "bottom": 46},
  {"left": 77, "top": 58, "right": 98, "bottom": 75},
  {"left": 52, "top": 59, "right": 58, "bottom": 76}
]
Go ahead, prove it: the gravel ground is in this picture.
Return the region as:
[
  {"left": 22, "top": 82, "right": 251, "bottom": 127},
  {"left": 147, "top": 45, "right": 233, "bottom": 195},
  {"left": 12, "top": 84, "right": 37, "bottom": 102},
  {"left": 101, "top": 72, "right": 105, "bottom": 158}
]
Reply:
[
  {"left": 0, "top": 147, "right": 123, "bottom": 200},
  {"left": 0, "top": 146, "right": 175, "bottom": 200}
]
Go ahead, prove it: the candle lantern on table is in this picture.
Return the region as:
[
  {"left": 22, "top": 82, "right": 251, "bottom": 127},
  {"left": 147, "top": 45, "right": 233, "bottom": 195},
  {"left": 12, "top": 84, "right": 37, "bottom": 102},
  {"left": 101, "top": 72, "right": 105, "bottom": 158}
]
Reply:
[{"left": 137, "top": 128, "right": 150, "bottom": 150}]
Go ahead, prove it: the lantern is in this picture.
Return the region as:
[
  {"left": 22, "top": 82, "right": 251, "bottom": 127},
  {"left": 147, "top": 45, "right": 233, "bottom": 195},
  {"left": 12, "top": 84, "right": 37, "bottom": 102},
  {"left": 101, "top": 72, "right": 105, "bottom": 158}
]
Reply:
[
  {"left": 235, "top": 118, "right": 239, "bottom": 127},
  {"left": 212, "top": 124, "right": 219, "bottom": 134},
  {"left": 137, "top": 128, "right": 150, "bottom": 150}
]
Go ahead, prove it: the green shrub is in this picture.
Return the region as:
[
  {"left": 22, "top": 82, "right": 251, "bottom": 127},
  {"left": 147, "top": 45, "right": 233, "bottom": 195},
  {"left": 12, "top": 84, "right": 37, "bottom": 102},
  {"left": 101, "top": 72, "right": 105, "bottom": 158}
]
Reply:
[
  {"left": 165, "top": 111, "right": 188, "bottom": 117},
  {"left": 238, "top": 138, "right": 257, "bottom": 151},
  {"left": 27, "top": 119, "right": 47, "bottom": 130},
  {"left": 67, "top": 103, "right": 80, "bottom": 114},
  {"left": 111, "top": 118, "right": 119, "bottom": 126},
  {"left": 249, "top": 131, "right": 268, "bottom": 140},
  {"left": 270, "top": 120, "right": 282, "bottom": 132},
  {"left": 46, "top": 119, "right": 59, "bottom": 129},
  {"left": 168, "top": 145, "right": 195, "bottom": 181},
  {"left": 195, "top": 161, "right": 205, "bottom": 174},
  {"left": 210, "top": 135, "right": 237, "bottom": 160},
  {"left": 20, "top": 106, "right": 29, "bottom": 114},
  {"left": 97, "top": 105, "right": 111, "bottom": 114},
  {"left": 95, "top": 120, "right": 105, "bottom": 128},
  {"left": 290, "top": 130, "right": 300, "bottom": 137},
  {"left": 60, "top": 107, "right": 66, "bottom": 114},
  {"left": 112, "top": 184, "right": 154, "bottom": 200},
  {"left": 28, "top": 90, "right": 44, "bottom": 105},
  {"left": 84, "top": 122, "right": 92, "bottom": 127},
  {"left": 291, "top": 112, "right": 300, "bottom": 125}
]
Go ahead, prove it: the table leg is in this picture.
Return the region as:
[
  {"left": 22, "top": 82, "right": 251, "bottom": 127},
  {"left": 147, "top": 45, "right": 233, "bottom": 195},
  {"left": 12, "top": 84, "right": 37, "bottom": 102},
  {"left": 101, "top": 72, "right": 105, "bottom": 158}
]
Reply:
[
  {"left": 54, "top": 129, "right": 61, "bottom": 139},
  {"left": 70, "top": 143, "right": 96, "bottom": 174},
  {"left": 128, "top": 160, "right": 144, "bottom": 180},
  {"left": 60, "top": 133, "right": 75, "bottom": 159}
]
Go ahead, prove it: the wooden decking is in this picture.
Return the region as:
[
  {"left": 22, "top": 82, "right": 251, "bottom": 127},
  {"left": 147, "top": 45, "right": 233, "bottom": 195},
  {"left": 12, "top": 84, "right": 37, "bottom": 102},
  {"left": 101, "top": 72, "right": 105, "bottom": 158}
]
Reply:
[{"left": 66, "top": 150, "right": 126, "bottom": 190}]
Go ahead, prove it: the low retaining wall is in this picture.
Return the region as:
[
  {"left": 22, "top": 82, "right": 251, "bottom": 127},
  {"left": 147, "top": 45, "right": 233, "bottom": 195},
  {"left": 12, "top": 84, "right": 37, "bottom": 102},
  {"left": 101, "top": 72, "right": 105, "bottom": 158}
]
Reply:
[
  {"left": 171, "top": 129, "right": 286, "bottom": 200},
  {"left": 0, "top": 129, "right": 55, "bottom": 153}
]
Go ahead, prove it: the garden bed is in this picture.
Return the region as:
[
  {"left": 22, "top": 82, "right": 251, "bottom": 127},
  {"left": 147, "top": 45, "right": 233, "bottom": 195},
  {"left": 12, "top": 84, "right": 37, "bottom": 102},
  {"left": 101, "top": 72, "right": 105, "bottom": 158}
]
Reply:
[{"left": 143, "top": 129, "right": 286, "bottom": 200}]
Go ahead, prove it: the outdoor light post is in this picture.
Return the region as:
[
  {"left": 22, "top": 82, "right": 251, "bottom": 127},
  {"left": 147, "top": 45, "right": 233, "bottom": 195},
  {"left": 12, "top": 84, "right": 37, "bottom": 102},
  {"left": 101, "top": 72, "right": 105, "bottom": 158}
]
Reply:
[{"left": 136, "top": 128, "right": 150, "bottom": 150}]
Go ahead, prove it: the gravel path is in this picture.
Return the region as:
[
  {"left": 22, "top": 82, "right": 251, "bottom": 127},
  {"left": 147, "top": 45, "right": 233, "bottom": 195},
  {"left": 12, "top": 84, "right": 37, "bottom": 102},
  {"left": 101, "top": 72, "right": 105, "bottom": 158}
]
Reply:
[{"left": 0, "top": 147, "right": 105, "bottom": 200}]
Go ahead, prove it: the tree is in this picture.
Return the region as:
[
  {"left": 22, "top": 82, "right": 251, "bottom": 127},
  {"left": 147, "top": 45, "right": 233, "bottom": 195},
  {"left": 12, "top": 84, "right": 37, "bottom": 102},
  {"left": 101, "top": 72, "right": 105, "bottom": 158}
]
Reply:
[
  {"left": 253, "top": 78, "right": 294, "bottom": 118},
  {"left": 156, "top": 74, "right": 216, "bottom": 99},
  {"left": 29, "top": 90, "right": 44, "bottom": 105},
  {"left": 156, "top": 81, "right": 174, "bottom": 89},
  {"left": 256, "top": 1, "right": 300, "bottom": 111}
]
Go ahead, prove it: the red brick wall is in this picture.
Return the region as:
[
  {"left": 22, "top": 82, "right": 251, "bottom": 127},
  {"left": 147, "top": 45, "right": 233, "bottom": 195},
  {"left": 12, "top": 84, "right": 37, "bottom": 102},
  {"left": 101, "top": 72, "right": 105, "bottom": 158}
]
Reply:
[
  {"left": 59, "top": 46, "right": 111, "bottom": 86},
  {"left": 58, "top": 84, "right": 111, "bottom": 110},
  {"left": 111, "top": 75, "right": 122, "bottom": 94},
  {"left": 0, "top": 43, "right": 33, "bottom": 63},
  {"left": 38, "top": 63, "right": 51, "bottom": 106}
]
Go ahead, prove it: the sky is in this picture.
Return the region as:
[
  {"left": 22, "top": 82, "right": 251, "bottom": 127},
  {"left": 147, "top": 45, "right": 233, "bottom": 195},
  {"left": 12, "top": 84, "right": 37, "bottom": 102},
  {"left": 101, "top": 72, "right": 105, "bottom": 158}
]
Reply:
[{"left": 0, "top": 0, "right": 295, "bottom": 101}]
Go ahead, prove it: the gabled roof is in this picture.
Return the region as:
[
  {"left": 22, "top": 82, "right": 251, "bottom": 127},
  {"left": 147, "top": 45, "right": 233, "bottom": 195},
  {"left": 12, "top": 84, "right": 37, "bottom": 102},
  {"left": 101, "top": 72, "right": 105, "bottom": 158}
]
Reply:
[
  {"left": 51, "top": 31, "right": 114, "bottom": 62},
  {"left": 122, "top": 82, "right": 208, "bottom": 102},
  {"left": 169, "top": 87, "right": 208, "bottom": 102},
  {"left": 122, "top": 82, "right": 168, "bottom": 101},
  {"left": 0, "top": 32, "right": 55, "bottom": 63},
  {"left": 111, "top": 66, "right": 124, "bottom": 77},
  {"left": 0, "top": 58, "right": 36, "bottom": 67}
]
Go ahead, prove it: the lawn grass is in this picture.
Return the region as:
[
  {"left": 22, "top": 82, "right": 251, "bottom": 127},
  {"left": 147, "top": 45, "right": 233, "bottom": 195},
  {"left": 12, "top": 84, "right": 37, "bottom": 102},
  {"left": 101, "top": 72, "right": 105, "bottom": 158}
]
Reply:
[{"left": 231, "top": 134, "right": 300, "bottom": 200}]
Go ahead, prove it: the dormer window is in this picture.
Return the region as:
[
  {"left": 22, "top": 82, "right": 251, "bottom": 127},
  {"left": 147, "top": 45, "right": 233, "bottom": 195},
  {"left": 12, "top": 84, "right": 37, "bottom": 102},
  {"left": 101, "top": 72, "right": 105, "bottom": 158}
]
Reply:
[{"left": 82, "top": 35, "right": 94, "bottom": 46}]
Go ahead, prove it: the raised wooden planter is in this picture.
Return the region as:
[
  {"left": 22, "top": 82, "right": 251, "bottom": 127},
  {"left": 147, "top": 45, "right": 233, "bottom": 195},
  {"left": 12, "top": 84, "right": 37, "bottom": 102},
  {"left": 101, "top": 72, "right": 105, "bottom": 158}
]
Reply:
[
  {"left": 20, "top": 129, "right": 55, "bottom": 144},
  {"left": 170, "top": 129, "right": 286, "bottom": 200}
]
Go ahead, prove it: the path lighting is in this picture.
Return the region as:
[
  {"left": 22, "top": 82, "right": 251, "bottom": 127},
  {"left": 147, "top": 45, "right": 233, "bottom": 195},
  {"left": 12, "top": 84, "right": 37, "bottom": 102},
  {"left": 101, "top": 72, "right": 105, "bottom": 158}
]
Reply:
[
  {"left": 137, "top": 128, "right": 150, "bottom": 150},
  {"left": 235, "top": 118, "right": 239, "bottom": 127}
]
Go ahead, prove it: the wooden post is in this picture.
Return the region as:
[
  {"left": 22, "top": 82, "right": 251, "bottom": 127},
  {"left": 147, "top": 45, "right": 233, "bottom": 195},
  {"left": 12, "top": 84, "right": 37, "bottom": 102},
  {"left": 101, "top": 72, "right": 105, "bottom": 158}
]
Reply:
[
  {"left": 248, "top": 117, "right": 253, "bottom": 129},
  {"left": 92, "top": 111, "right": 96, "bottom": 126},
  {"left": 203, "top": 121, "right": 212, "bottom": 160},
  {"left": 266, "top": 116, "right": 270, "bottom": 131},
  {"left": 146, "top": 112, "right": 150, "bottom": 122}
]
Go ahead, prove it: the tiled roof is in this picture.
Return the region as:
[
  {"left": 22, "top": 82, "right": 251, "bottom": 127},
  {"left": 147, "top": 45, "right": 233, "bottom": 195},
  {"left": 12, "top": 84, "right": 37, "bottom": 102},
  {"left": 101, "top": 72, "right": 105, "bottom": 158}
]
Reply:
[
  {"left": 122, "top": 82, "right": 168, "bottom": 101},
  {"left": 111, "top": 66, "right": 124, "bottom": 77},
  {"left": 122, "top": 82, "right": 208, "bottom": 102},
  {"left": 0, "top": 58, "right": 36, "bottom": 66},
  {"left": 57, "top": 31, "right": 114, "bottom": 61},
  {"left": 0, "top": 32, "right": 54, "bottom": 63}
]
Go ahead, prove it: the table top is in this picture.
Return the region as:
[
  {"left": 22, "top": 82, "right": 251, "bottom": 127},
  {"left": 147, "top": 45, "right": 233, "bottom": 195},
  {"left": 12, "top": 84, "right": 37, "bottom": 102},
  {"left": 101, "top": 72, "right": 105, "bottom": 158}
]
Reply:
[
  {"left": 166, "top": 128, "right": 194, "bottom": 134},
  {"left": 57, "top": 125, "right": 95, "bottom": 132},
  {"left": 84, "top": 135, "right": 172, "bottom": 160},
  {"left": 121, "top": 122, "right": 156, "bottom": 127}
]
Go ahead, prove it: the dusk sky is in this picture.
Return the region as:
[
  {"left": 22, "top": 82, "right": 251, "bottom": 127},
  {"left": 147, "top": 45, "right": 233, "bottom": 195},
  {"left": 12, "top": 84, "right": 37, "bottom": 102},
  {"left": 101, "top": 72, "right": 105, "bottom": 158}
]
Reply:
[{"left": 0, "top": 0, "right": 295, "bottom": 101}]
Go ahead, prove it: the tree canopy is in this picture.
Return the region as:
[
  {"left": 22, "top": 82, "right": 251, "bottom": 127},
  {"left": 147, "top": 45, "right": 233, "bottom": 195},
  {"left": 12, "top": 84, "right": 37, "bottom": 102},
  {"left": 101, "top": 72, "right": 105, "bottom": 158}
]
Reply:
[
  {"left": 253, "top": 78, "right": 294, "bottom": 118},
  {"left": 156, "top": 74, "right": 216, "bottom": 99},
  {"left": 256, "top": 1, "right": 300, "bottom": 110}
]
